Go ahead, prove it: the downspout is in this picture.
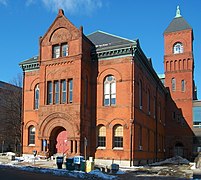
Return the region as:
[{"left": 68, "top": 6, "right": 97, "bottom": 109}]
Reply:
[
  {"left": 130, "top": 46, "right": 136, "bottom": 167},
  {"left": 155, "top": 86, "right": 158, "bottom": 162},
  {"left": 21, "top": 70, "right": 25, "bottom": 156}
]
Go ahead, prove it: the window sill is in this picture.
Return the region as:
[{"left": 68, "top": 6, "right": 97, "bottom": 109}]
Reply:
[
  {"left": 97, "top": 147, "right": 106, "bottom": 150},
  {"left": 113, "top": 147, "right": 123, "bottom": 150},
  {"left": 28, "top": 144, "right": 35, "bottom": 147},
  {"left": 103, "top": 105, "right": 116, "bottom": 107}
]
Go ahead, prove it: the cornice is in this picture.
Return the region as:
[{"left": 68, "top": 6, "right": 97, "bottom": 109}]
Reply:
[
  {"left": 91, "top": 46, "right": 133, "bottom": 60},
  {"left": 20, "top": 62, "right": 39, "bottom": 72}
]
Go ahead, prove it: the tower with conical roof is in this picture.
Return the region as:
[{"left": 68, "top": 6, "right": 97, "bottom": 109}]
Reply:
[{"left": 164, "top": 6, "right": 194, "bottom": 127}]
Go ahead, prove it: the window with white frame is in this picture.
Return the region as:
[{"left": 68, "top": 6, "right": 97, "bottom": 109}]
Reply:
[
  {"left": 47, "top": 81, "right": 53, "bottom": 104},
  {"left": 113, "top": 124, "right": 123, "bottom": 148},
  {"left": 181, "top": 79, "right": 186, "bottom": 92},
  {"left": 34, "top": 84, "right": 39, "bottom": 109},
  {"left": 68, "top": 79, "right": 73, "bottom": 103},
  {"left": 61, "top": 80, "right": 67, "bottom": 103},
  {"left": 28, "top": 126, "right": 35, "bottom": 145},
  {"left": 54, "top": 80, "right": 59, "bottom": 104},
  {"left": 62, "top": 43, "right": 68, "bottom": 57},
  {"left": 173, "top": 42, "right": 183, "bottom": 54},
  {"left": 104, "top": 75, "right": 116, "bottom": 106},
  {"left": 172, "top": 78, "right": 176, "bottom": 91},
  {"left": 97, "top": 125, "right": 106, "bottom": 147},
  {"left": 52, "top": 43, "right": 68, "bottom": 58},
  {"left": 52, "top": 45, "right": 60, "bottom": 58}
]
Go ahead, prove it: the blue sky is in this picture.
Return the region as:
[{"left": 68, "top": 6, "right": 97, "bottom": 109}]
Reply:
[{"left": 0, "top": 0, "right": 200, "bottom": 99}]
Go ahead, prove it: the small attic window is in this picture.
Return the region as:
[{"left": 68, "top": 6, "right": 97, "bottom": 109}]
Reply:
[
  {"left": 173, "top": 42, "right": 183, "bottom": 54},
  {"left": 52, "top": 43, "right": 68, "bottom": 58}
]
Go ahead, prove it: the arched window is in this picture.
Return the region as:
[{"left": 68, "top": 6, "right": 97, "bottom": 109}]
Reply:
[
  {"left": 173, "top": 42, "right": 183, "bottom": 54},
  {"left": 181, "top": 80, "right": 186, "bottom": 92},
  {"left": 28, "top": 126, "right": 35, "bottom": 145},
  {"left": 172, "top": 78, "right": 176, "bottom": 91},
  {"left": 139, "top": 80, "right": 142, "bottom": 109},
  {"left": 104, "top": 75, "right": 116, "bottom": 106},
  {"left": 97, "top": 125, "right": 106, "bottom": 147},
  {"left": 34, "top": 84, "right": 39, "bottom": 109},
  {"left": 113, "top": 124, "right": 123, "bottom": 148}
]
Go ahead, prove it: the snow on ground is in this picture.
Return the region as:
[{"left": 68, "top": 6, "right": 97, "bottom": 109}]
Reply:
[
  {"left": 89, "top": 169, "right": 116, "bottom": 179},
  {"left": 0, "top": 155, "right": 117, "bottom": 180},
  {"left": 150, "top": 156, "right": 190, "bottom": 166},
  {"left": 0, "top": 155, "right": 196, "bottom": 179}
]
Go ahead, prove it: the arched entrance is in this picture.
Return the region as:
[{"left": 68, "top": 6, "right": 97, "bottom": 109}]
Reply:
[
  {"left": 174, "top": 142, "right": 184, "bottom": 157},
  {"left": 49, "top": 126, "right": 69, "bottom": 156}
]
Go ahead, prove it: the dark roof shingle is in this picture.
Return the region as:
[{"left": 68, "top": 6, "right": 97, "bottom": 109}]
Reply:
[
  {"left": 87, "top": 30, "right": 134, "bottom": 49},
  {"left": 164, "top": 16, "right": 192, "bottom": 34}
]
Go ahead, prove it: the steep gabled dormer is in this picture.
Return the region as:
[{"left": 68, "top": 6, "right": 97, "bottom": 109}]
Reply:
[{"left": 39, "top": 9, "right": 82, "bottom": 63}]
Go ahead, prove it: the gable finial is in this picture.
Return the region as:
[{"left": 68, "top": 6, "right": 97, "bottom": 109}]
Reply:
[{"left": 175, "top": 5, "right": 181, "bottom": 18}]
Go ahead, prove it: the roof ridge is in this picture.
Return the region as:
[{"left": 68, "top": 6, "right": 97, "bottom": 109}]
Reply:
[{"left": 87, "top": 30, "right": 135, "bottom": 43}]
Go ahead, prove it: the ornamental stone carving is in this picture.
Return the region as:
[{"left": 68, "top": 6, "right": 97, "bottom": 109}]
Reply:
[{"left": 50, "top": 28, "right": 72, "bottom": 44}]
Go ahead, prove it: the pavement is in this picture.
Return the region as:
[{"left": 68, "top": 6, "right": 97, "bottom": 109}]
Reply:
[{"left": 2, "top": 156, "right": 201, "bottom": 179}]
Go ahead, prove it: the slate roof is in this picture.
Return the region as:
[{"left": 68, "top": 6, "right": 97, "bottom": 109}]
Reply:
[
  {"left": 164, "top": 16, "right": 192, "bottom": 34},
  {"left": 19, "top": 55, "right": 38, "bottom": 65},
  {"left": 87, "top": 30, "right": 135, "bottom": 50}
]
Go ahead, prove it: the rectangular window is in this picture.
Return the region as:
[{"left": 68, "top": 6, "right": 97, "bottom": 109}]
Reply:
[
  {"left": 61, "top": 80, "right": 67, "bottom": 103},
  {"left": 114, "top": 137, "right": 123, "bottom": 148},
  {"left": 68, "top": 79, "right": 73, "bottom": 103},
  {"left": 54, "top": 81, "right": 59, "bottom": 104},
  {"left": 111, "top": 82, "right": 116, "bottom": 105},
  {"left": 53, "top": 45, "right": 60, "bottom": 58},
  {"left": 98, "top": 137, "right": 106, "bottom": 147},
  {"left": 29, "top": 126, "right": 35, "bottom": 145},
  {"left": 47, "top": 81, "right": 53, "bottom": 104},
  {"left": 104, "top": 83, "right": 110, "bottom": 106},
  {"left": 62, "top": 43, "right": 68, "bottom": 57},
  {"left": 113, "top": 125, "right": 123, "bottom": 148}
]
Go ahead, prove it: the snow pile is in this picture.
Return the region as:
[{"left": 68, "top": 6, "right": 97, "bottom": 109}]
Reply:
[
  {"left": 150, "top": 156, "right": 190, "bottom": 166},
  {"left": 89, "top": 169, "right": 116, "bottom": 179},
  {"left": 5, "top": 152, "right": 15, "bottom": 156}
]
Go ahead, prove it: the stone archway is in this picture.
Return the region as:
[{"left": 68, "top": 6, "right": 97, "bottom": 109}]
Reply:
[
  {"left": 49, "top": 126, "right": 69, "bottom": 156},
  {"left": 38, "top": 113, "right": 80, "bottom": 156}
]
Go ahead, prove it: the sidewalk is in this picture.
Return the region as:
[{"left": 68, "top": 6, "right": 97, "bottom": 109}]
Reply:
[{"left": 17, "top": 158, "right": 58, "bottom": 169}]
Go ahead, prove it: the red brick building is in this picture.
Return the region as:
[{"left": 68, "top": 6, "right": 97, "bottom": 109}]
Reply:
[{"left": 20, "top": 7, "right": 196, "bottom": 165}]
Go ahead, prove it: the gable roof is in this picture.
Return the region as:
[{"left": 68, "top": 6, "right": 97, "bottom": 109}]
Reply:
[{"left": 87, "top": 30, "right": 135, "bottom": 50}]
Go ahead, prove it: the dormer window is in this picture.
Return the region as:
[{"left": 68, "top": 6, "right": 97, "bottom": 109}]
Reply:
[
  {"left": 52, "top": 43, "right": 68, "bottom": 58},
  {"left": 173, "top": 42, "right": 183, "bottom": 54}
]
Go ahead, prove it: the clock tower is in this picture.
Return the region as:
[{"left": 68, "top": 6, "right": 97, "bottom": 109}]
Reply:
[{"left": 164, "top": 6, "right": 195, "bottom": 127}]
